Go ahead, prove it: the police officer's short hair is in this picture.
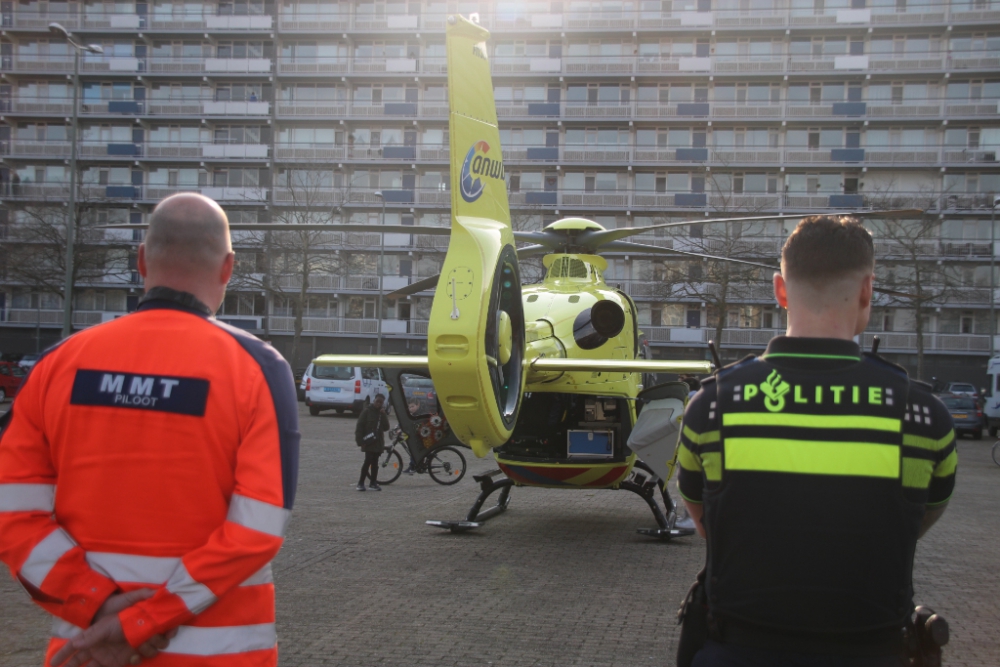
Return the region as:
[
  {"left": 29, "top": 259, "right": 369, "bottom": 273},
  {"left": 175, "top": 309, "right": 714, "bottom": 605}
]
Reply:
[{"left": 781, "top": 216, "right": 874, "bottom": 284}]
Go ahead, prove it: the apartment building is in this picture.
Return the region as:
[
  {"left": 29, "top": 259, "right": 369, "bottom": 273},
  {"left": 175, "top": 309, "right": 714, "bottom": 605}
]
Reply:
[{"left": 0, "top": 0, "right": 996, "bottom": 383}]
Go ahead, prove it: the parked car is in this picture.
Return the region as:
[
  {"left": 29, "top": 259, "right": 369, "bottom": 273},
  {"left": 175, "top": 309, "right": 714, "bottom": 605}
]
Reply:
[
  {"left": 18, "top": 353, "right": 40, "bottom": 370},
  {"left": 939, "top": 394, "right": 983, "bottom": 439},
  {"left": 943, "top": 382, "right": 978, "bottom": 400},
  {"left": 302, "top": 363, "right": 387, "bottom": 417},
  {"left": 0, "top": 361, "right": 26, "bottom": 402}
]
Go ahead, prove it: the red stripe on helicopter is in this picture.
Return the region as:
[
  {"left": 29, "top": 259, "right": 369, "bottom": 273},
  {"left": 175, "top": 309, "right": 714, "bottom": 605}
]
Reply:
[
  {"left": 497, "top": 463, "right": 565, "bottom": 486},
  {"left": 498, "top": 463, "right": 631, "bottom": 488},
  {"left": 583, "top": 466, "right": 631, "bottom": 488}
]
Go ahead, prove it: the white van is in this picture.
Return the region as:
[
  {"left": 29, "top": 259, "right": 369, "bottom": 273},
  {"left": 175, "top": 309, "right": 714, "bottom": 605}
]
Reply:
[
  {"left": 985, "top": 356, "right": 1000, "bottom": 437},
  {"left": 302, "top": 363, "right": 387, "bottom": 417}
]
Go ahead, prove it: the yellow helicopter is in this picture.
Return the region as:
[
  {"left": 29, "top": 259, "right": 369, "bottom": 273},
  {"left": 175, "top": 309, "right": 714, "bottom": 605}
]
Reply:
[
  {"left": 102, "top": 15, "right": 917, "bottom": 537},
  {"left": 291, "top": 16, "right": 917, "bottom": 537}
]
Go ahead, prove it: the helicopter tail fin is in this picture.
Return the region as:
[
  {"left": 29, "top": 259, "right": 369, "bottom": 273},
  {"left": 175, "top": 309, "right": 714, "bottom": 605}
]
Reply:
[
  {"left": 427, "top": 16, "right": 524, "bottom": 458},
  {"left": 446, "top": 16, "right": 510, "bottom": 226}
]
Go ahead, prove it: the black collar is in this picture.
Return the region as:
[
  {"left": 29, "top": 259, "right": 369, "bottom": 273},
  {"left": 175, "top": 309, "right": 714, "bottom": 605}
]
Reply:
[
  {"left": 762, "top": 336, "right": 862, "bottom": 362},
  {"left": 137, "top": 286, "right": 214, "bottom": 317}
]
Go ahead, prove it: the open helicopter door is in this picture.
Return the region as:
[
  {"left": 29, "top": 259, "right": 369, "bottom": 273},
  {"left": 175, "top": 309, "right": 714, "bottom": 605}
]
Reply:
[
  {"left": 626, "top": 381, "right": 696, "bottom": 539},
  {"left": 381, "top": 367, "right": 466, "bottom": 467},
  {"left": 426, "top": 15, "right": 525, "bottom": 459},
  {"left": 627, "top": 382, "right": 690, "bottom": 483}
]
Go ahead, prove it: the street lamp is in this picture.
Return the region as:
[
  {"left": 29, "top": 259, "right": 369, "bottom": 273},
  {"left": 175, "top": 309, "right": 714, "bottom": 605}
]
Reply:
[
  {"left": 48, "top": 23, "right": 103, "bottom": 339},
  {"left": 373, "top": 191, "right": 387, "bottom": 354}
]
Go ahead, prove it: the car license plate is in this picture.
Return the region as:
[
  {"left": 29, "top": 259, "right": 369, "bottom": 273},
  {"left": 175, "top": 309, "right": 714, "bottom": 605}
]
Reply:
[
  {"left": 953, "top": 413, "right": 967, "bottom": 419},
  {"left": 323, "top": 387, "right": 340, "bottom": 393}
]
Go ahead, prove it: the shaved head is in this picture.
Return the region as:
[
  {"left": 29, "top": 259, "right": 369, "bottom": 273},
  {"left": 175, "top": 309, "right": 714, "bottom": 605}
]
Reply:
[
  {"left": 139, "top": 193, "right": 235, "bottom": 312},
  {"left": 145, "top": 193, "right": 232, "bottom": 273}
]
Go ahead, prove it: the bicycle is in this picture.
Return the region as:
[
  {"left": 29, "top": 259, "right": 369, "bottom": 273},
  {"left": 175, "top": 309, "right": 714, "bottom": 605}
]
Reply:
[
  {"left": 992, "top": 440, "right": 1000, "bottom": 467},
  {"left": 377, "top": 427, "right": 467, "bottom": 485}
]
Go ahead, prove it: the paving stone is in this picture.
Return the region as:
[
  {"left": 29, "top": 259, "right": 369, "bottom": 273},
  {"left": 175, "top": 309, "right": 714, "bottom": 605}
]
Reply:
[{"left": 0, "top": 405, "right": 996, "bottom": 666}]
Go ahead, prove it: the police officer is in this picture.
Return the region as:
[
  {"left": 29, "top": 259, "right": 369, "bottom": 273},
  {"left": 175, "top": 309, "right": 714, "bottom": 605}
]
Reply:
[
  {"left": 0, "top": 193, "right": 299, "bottom": 667},
  {"left": 678, "top": 215, "right": 956, "bottom": 667}
]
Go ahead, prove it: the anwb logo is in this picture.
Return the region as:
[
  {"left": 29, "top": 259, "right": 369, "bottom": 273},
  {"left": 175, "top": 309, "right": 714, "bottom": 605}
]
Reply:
[{"left": 460, "top": 140, "right": 504, "bottom": 203}]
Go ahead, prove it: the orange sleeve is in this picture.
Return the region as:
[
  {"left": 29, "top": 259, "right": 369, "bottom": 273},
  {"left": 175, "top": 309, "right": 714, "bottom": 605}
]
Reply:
[
  {"left": 119, "top": 370, "right": 298, "bottom": 646},
  {"left": 0, "top": 361, "right": 119, "bottom": 628}
]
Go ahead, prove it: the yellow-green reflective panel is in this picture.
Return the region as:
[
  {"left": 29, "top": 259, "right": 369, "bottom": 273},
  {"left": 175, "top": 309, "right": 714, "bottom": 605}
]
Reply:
[{"left": 725, "top": 438, "right": 900, "bottom": 478}]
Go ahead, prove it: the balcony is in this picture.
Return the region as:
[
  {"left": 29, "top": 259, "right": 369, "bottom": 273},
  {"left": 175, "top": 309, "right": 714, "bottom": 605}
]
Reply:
[
  {"left": 273, "top": 144, "right": 443, "bottom": 163},
  {"left": 4, "top": 54, "right": 74, "bottom": 74},
  {"left": 268, "top": 316, "right": 380, "bottom": 335},
  {"left": 637, "top": 326, "right": 994, "bottom": 355},
  {"left": 2, "top": 309, "right": 109, "bottom": 328},
  {"left": 4, "top": 8, "right": 273, "bottom": 30},
  {"left": 1, "top": 53, "right": 273, "bottom": 75},
  {"left": 5, "top": 140, "right": 71, "bottom": 158},
  {"left": 4, "top": 3, "right": 996, "bottom": 37},
  {"left": 274, "top": 101, "right": 446, "bottom": 119}
]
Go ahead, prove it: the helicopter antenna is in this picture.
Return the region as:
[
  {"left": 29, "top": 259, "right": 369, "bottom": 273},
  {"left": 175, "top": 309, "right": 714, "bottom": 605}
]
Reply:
[
  {"left": 707, "top": 340, "right": 722, "bottom": 371},
  {"left": 871, "top": 336, "right": 881, "bottom": 355}
]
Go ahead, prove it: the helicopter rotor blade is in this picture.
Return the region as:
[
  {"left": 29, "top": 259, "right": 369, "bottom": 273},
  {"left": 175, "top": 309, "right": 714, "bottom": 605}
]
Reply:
[
  {"left": 578, "top": 209, "right": 925, "bottom": 249},
  {"left": 600, "top": 240, "right": 781, "bottom": 272},
  {"left": 97, "top": 223, "right": 455, "bottom": 234},
  {"left": 516, "top": 244, "right": 553, "bottom": 259},
  {"left": 385, "top": 274, "right": 441, "bottom": 299},
  {"left": 603, "top": 241, "right": 916, "bottom": 299},
  {"left": 385, "top": 246, "right": 546, "bottom": 301},
  {"left": 512, "top": 230, "right": 570, "bottom": 248}
]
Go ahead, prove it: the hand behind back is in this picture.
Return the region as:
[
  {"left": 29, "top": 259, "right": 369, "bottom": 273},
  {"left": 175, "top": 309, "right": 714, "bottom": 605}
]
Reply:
[{"left": 49, "top": 589, "right": 176, "bottom": 667}]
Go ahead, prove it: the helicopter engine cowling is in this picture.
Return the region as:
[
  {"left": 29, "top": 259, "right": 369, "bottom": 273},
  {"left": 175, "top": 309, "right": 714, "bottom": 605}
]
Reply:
[
  {"left": 573, "top": 300, "right": 626, "bottom": 350},
  {"left": 525, "top": 319, "right": 567, "bottom": 384}
]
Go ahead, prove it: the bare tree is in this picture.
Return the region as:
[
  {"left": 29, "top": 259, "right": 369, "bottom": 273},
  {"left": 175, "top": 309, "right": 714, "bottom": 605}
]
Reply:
[
  {"left": 659, "top": 180, "right": 782, "bottom": 355},
  {"left": 858, "top": 179, "right": 968, "bottom": 380},
  {"left": 232, "top": 170, "right": 353, "bottom": 366},
  {"left": 0, "top": 195, "right": 132, "bottom": 321},
  {"left": 869, "top": 214, "right": 965, "bottom": 380}
]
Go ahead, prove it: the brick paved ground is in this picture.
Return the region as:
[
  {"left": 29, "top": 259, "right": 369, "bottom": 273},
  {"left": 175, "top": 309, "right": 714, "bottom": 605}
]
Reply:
[{"left": 1, "top": 403, "right": 998, "bottom": 667}]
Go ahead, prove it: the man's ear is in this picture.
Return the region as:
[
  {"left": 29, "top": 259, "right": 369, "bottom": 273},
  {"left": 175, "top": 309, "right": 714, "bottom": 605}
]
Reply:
[
  {"left": 773, "top": 272, "right": 788, "bottom": 309},
  {"left": 859, "top": 273, "right": 874, "bottom": 310},
  {"left": 220, "top": 252, "right": 235, "bottom": 285},
  {"left": 137, "top": 244, "right": 148, "bottom": 278}
]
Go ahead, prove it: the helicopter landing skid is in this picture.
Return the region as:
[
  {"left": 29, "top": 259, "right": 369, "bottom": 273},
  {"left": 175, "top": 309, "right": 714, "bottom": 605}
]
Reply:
[
  {"left": 427, "top": 469, "right": 513, "bottom": 533},
  {"left": 621, "top": 461, "right": 696, "bottom": 540}
]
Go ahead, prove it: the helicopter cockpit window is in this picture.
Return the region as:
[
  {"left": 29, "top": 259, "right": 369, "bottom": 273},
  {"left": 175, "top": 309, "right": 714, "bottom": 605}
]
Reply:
[{"left": 400, "top": 373, "right": 437, "bottom": 418}]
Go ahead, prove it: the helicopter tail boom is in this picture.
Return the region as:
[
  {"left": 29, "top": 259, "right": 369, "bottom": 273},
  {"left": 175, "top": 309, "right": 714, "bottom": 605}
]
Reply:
[{"left": 528, "top": 358, "right": 713, "bottom": 375}]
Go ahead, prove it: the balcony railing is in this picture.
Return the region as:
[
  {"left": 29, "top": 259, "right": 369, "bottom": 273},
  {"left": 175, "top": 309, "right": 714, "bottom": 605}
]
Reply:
[
  {"left": 2, "top": 94, "right": 995, "bottom": 123},
  {"left": 2, "top": 181, "right": 995, "bottom": 216},
  {"left": 3, "top": 137, "right": 992, "bottom": 169},
  {"left": 3, "top": 2, "right": 992, "bottom": 37},
  {"left": 3, "top": 309, "right": 109, "bottom": 327},
  {"left": 2, "top": 54, "right": 272, "bottom": 74},
  {"left": 639, "top": 326, "right": 994, "bottom": 353},
  {"left": 4, "top": 9, "right": 273, "bottom": 30},
  {"left": 8, "top": 52, "right": 997, "bottom": 82}
]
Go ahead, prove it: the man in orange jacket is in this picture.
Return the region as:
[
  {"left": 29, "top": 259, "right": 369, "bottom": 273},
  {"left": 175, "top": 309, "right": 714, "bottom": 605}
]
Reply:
[{"left": 0, "top": 193, "right": 300, "bottom": 667}]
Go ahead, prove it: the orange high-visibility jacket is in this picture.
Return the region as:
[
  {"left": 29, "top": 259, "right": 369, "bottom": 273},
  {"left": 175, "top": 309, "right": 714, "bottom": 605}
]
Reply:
[{"left": 0, "top": 291, "right": 300, "bottom": 666}]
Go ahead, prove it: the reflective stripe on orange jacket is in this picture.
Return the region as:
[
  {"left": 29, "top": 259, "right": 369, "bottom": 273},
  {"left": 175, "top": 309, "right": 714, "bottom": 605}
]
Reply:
[{"left": 0, "top": 293, "right": 299, "bottom": 665}]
